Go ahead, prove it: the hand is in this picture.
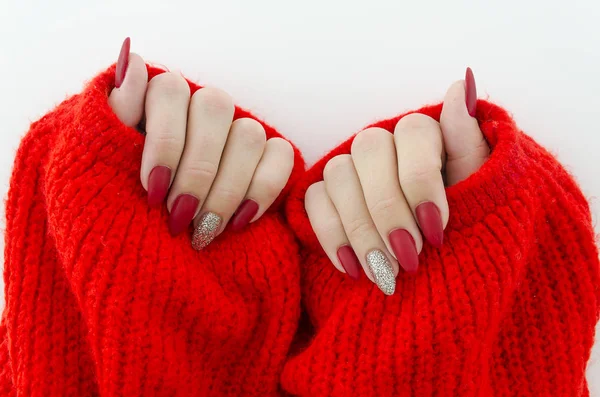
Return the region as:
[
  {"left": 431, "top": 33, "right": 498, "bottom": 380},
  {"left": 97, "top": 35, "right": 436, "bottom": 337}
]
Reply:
[
  {"left": 107, "top": 38, "right": 294, "bottom": 250},
  {"left": 305, "top": 68, "right": 489, "bottom": 295}
]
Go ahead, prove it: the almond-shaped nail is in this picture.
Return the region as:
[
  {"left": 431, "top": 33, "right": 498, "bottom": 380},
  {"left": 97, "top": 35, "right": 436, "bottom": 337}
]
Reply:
[
  {"left": 168, "top": 194, "right": 199, "bottom": 236},
  {"left": 230, "top": 199, "right": 259, "bottom": 232},
  {"left": 192, "top": 212, "right": 222, "bottom": 250},
  {"left": 337, "top": 245, "right": 362, "bottom": 280},
  {"left": 147, "top": 166, "right": 171, "bottom": 207},
  {"left": 465, "top": 67, "right": 477, "bottom": 117},
  {"left": 366, "top": 249, "right": 395, "bottom": 295},
  {"left": 115, "top": 37, "right": 131, "bottom": 88},
  {"left": 415, "top": 202, "right": 444, "bottom": 248},
  {"left": 388, "top": 229, "right": 419, "bottom": 273}
]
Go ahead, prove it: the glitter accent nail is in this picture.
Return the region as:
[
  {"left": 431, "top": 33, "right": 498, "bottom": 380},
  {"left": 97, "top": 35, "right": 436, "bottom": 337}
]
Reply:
[
  {"left": 366, "top": 249, "right": 396, "bottom": 295},
  {"left": 191, "top": 212, "right": 222, "bottom": 250}
]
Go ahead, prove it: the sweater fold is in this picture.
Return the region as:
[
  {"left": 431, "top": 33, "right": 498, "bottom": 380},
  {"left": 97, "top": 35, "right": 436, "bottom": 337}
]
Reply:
[{"left": 282, "top": 101, "right": 600, "bottom": 397}]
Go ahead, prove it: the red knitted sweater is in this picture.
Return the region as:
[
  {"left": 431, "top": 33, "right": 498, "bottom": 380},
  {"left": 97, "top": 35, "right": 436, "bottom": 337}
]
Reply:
[{"left": 2, "top": 66, "right": 599, "bottom": 397}]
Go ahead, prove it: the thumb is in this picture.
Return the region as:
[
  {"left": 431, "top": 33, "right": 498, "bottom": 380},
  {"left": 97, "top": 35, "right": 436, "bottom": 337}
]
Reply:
[
  {"left": 108, "top": 37, "right": 148, "bottom": 128},
  {"left": 440, "top": 67, "right": 490, "bottom": 185}
]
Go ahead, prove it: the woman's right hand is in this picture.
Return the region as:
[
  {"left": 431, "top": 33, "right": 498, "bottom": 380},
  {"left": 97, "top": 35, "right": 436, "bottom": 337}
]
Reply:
[{"left": 107, "top": 38, "right": 294, "bottom": 250}]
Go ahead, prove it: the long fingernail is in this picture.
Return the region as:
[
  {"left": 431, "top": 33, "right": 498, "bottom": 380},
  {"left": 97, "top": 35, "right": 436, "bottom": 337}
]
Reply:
[
  {"left": 388, "top": 229, "right": 419, "bottom": 273},
  {"left": 115, "top": 37, "right": 131, "bottom": 88},
  {"left": 465, "top": 67, "right": 477, "bottom": 117},
  {"left": 366, "top": 249, "right": 395, "bottom": 295},
  {"left": 192, "top": 212, "right": 222, "bottom": 250},
  {"left": 168, "top": 194, "right": 199, "bottom": 236},
  {"left": 230, "top": 199, "right": 259, "bottom": 232},
  {"left": 415, "top": 202, "right": 444, "bottom": 248},
  {"left": 337, "top": 245, "right": 362, "bottom": 281},
  {"left": 147, "top": 166, "right": 171, "bottom": 207}
]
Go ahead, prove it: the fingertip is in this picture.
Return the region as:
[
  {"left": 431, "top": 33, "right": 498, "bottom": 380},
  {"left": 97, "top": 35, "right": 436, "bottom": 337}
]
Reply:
[{"left": 465, "top": 67, "right": 477, "bottom": 117}]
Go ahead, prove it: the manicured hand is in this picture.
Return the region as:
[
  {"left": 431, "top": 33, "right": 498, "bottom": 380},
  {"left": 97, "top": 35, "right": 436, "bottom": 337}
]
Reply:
[
  {"left": 108, "top": 38, "right": 294, "bottom": 250},
  {"left": 305, "top": 68, "right": 489, "bottom": 295}
]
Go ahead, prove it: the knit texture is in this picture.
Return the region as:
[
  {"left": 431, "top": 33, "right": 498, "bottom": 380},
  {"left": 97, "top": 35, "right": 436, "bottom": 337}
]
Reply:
[
  {"left": 1, "top": 65, "right": 306, "bottom": 396},
  {"left": 282, "top": 101, "right": 600, "bottom": 396}
]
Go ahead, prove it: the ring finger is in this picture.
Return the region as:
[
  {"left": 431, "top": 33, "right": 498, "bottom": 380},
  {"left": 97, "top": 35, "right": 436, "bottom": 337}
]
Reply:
[
  {"left": 323, "top": 154, "right": 398, "bottom": 295},
  {"left": 351, "top": 128, "right": 423, "bottom": 273},
  {"left": 191, "top": 118, "right": 266, "bottom": 250}
]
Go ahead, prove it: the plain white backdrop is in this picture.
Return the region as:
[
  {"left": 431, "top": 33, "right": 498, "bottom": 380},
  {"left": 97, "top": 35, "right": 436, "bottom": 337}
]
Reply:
[{"left": 1, "top": 0, "right": 599, "bottom": 393}]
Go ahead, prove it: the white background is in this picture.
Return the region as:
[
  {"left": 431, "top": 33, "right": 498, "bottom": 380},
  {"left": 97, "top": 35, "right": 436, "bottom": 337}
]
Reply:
[{"left": 1, "top": 0, "right": 599, "bottom": 392}]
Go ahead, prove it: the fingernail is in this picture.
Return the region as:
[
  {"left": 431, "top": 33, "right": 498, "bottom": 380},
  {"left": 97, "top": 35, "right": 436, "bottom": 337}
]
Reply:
[
  {"left": 115, "top": 37, "right": 131, "bottom": 88},
  {"left": 337, "top": 245, "right": 362, "bottom": 281},
  {"left": 230, "top": 199, "right": 259, "bottom": 232},
  {"left": 465, "top": 67, "right": 477, "bottom": 117},
  {"left": 147, "top": 166, "right": 171, "bottom": 207},
  {"left": 168, "top": 194, "right": 199, "bottom": 236},
  {"left": 388, "top": 229, "right": 419, "bottom": 273},
  {"left": 415, "top": 202, "right": 444, "bottom": 248},
  {"left": 366, "top": 249, "right": 396, "bottom": 296},
  {"left": 192, "top": 212, "right": 222, "bottom": 250}
]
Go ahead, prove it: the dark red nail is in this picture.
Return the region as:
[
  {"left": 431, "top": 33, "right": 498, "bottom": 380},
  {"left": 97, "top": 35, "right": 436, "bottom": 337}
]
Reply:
[
  {"left": 168, "top": 194, "right": 199, "bottom": 236},
  {"left": 415, "top": 202, "right": 444, "bottom": 248},
  {"left": 230, "top": 199, "right": 259, "bottom": 232},
  {"left": 337, "top": 245, "right": 362, "bottom": 281},
  {"left": 115, "top": 37, "right": 131, "bottom": 88},
  {"left": 147, "top": 166, "right": 171, "bottom": 207},
  {"left": 388, "top": 229, "right": 419, "bottom": 273},
  {"left": 465, "top": 67, "right": 477, "bottom": 117}
]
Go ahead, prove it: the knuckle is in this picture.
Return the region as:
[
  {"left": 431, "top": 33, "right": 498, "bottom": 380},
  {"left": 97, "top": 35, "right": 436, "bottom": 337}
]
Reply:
[
  {"left": 267, "top": 137, "right": 294, "bottom": 158},
  {"left": 351, "top": 128, "right": 391, "bottom": 157},
  {"left": 305, "top": 181, "right": 326, "bottom": 204},
  {"left": 345, "top": 217, "right": 373, "bottom": 241},
  {"left": 211, "top": 185, "right": 242, "bottom": 207},
  {"left": 368, "top": 195, "right": 399, "bottom": 218},
  {"left": 184, "top": 160, "right": 219, "bottom": 182},
  {"left": 257, "top": 174, "right": 285, "bottom": 199},
  {"left": 395, "top": 112, "right": 438, "bottom": 134},
  {"left": 323, "top": 154, "right": 353, "bottom": 181},
  {"left": 149, "top": 72, "right": 190, "bottom": 98},
  {"left": 399, "top": 166, "right": 440, "bottom": 185},
  {"left": 149, "top": 132, "right": 184, "bottom": 154},
  {"left": 192, "top": 87, "right": 234, "bottom": 116},
  {"left": 231, "top": 118, "right": 266, "bottom": 149}
]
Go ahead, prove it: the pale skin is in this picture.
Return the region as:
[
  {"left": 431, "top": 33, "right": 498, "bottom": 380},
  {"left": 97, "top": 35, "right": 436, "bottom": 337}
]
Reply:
[{"left": 108, "top": 39, "right": 489, "bottom": 294}]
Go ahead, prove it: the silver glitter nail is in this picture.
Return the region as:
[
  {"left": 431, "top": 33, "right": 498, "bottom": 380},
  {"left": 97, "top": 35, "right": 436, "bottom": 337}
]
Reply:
[
  {"left": 366, "top": 249, "right": 396, "bottom": 296},
  {"left": 191, "top": 212, "right": 222, "bottom": 250}
]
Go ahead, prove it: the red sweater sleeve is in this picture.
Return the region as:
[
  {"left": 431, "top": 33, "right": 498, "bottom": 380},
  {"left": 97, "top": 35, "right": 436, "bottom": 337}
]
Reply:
[
  {"left": 283, "top": 101, "right": 600, "bottom": 396},
  {"left": 1, "top": 66, "right": 305, "bottom": 396}
]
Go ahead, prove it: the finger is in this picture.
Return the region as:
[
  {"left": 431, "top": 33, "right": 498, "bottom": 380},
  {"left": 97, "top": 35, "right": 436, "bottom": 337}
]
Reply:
[
  {"left": 230, "top": 137, "right": 294, "bottom": 232},
  {"left": 108, "top": 38, "right": 148, "bottom": 128},
  {"left": 141, "top": 72, "right": 191, "bottom": 209},
  {"left": 323, "top": 155, "right": 397, "bottom": 295},
  {"left": 351, "top": 128, "right": 422, "bottom": 273},
  {"left": 191, "top": 118, "right": 265, "bottom": 250},
  {"left": 305, "top": 182, "right": 362, "bottom": 280},
  {"left": 167, "top": 87, "right": 234, "bottom": 236},
  {"left": 394, "top": 113, "right": 448, "bottom": 248},
  {"left": 440, "top": 67, "right": 490, "bottom": 185}
]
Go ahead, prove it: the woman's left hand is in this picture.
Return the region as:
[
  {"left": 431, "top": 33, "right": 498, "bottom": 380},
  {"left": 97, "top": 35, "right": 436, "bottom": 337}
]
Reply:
[{"left": 305, "top": 68, "right": 490, "bottom": 295}]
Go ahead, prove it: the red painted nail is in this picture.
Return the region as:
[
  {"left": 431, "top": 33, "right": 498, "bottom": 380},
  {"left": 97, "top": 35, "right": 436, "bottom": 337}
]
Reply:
[
  {"left": 415, "top": 202, "right": 444, "bottom": 248},
  {"left": 147, "top": 166, "right": 171, "bottom": 207},
  {"left": 337, "top": 245, "right": 362, "bottom": 281},
  {"left": 230, "top": 199, "right": 259, "bottom": 232},
  {"left": 115, "top": 37, "right": 131, "bottom": 88},
  {"left": 168, "top": 194, "right": 199, "bottom": 236},
  {"left": 388, "top": 229, "right": 419, "bottom": 273},
  {"left": 465, "top": 67, "right": 477, "bottom": 117}
]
